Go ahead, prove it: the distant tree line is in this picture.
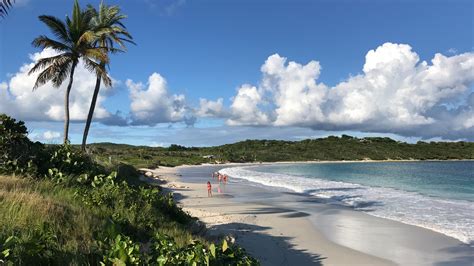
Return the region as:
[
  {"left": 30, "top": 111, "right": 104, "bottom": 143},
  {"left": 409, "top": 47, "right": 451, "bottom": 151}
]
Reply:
[{"left": 85, "top": 136, "right": 474, "bottom": 168}]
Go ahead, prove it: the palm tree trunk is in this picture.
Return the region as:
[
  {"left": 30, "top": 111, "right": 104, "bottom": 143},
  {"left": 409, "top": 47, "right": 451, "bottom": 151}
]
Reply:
[
  {"left": 81, "top": 63, "right": 103, "bottom": 152},
  {"left": 63, "top": 62, "right": 77, "bottom": 144}
]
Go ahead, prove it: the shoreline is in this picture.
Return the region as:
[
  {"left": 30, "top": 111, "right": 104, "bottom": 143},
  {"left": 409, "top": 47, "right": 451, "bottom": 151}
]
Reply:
[
  {"left": 143, "top": 163, "right": 474, "bottom": 265},
  {"left": 176, "top": 158, "right": 474, "bottom": 170}
]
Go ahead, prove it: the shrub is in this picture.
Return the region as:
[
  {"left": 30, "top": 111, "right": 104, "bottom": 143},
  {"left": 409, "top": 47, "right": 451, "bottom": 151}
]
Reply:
[
  {"left": 148, "top": 235, "right": 258, "bottom": 265},
  {"left": 100, "top": 234, "right": 141, "bottom": 265},
  {"left": 0, "top": 114, "right": 39, "bottom": 175},
  {"left": 43, "top": 144, "right": 102, "bottom": 178}
]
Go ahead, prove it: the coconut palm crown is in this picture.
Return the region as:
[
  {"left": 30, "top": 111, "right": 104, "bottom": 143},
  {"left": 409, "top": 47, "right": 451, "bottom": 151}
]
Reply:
[
  {"left": 28, "top": 0, "right": 111, "bottom": 144},
  {"left": 81, "top": 1, "right": 134, "bottom": 151},
  {"left": 85, "top": 1, "right": 134, "bottom": 54}
]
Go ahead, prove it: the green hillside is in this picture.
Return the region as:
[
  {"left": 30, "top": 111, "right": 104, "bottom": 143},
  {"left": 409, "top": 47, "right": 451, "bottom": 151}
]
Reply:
[{"left": 87, "top": 135, "right": 474, "bottom": 168}]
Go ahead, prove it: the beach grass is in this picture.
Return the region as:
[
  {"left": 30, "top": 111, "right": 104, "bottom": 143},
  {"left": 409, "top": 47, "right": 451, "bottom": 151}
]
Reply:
[
  {"left": 0, "top": 173, "right": 215, "bottom": 264},
  {"left": 0, "top": 175, "right": 98, "bottom": 263}
]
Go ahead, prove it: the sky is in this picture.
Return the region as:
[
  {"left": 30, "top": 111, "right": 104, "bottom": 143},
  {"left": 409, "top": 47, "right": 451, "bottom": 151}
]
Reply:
[{"left": 0, "top": 0, "right": 473, "bottom": 146}]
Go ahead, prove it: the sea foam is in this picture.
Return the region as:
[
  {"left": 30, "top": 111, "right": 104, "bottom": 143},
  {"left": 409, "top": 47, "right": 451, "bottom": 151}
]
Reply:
[{"left": 219, "top": 166, "right": 474, "bottom": 245}]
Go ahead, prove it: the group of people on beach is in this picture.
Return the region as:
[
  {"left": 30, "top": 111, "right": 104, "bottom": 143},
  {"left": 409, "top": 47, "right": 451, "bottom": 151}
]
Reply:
[{"left": 207, "top": 171, "right": 229, "bottom": 197}]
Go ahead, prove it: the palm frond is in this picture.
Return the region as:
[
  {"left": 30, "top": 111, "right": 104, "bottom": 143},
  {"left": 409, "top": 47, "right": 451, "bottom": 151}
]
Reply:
[
  {"left": 32, "top": 64, "right": 58, "bottom": 90},
  {"left": 28, "top": 53, "right": 72, "bottom": 75},
  {"left": 0, "top": 0, "right": 14, "bottom": 18},
  {"left": 72, "top": 0, "right": 81, "bottom": 32},
  {"left": 77, "top": 30, "right": 97, "bottom": 45},
  {"left": 86, "top": 3, "right": 98, "bottom": 17},
  {"left": 38, "top": 15, "right": 70, "bottom": 44},
  {"left": 83, "top": 58, "right": 111, "bottom": 87},
  {"left": 31, "top": 35, "right": 71, "bottom": 52},
  {"left": 51, "top": 61, "right": 73, "bottom": 87},
  {"left": 83, "top": 47, "right": 109, "bottom": 64},
  {"left": 108, "top": 47, "right": 125, "bottom": 54}
]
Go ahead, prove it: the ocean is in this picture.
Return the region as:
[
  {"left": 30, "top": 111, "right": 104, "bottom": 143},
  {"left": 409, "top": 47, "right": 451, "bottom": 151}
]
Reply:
[{"left": 219, "top": 161, "right": 474, "bottom": 244}]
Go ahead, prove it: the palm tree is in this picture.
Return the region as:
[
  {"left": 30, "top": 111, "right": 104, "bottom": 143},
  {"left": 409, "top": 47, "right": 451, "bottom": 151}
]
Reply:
[
  {"left": 29, "top": 0, "right": 110, "bottom": 144},
  {"left": 0, "top": 0, "right": 14, "bottom": 18},
  {"left": 81, "top": 2, "right": 134, "bottom": 152}
]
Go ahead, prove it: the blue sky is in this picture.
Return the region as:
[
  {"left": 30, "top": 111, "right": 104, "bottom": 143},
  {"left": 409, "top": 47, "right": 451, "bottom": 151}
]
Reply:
[{"left": 1, "top": 0, "right": 473, "bottom": 146}]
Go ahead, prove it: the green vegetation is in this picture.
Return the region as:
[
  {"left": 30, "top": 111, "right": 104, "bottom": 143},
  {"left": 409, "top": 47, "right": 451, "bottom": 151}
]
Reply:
[
  {"left": 0, "top": 114, "right": 258, "bottom": 265},
  {"left": 86, "top": 135, "right": 474, "bottom": 168}
]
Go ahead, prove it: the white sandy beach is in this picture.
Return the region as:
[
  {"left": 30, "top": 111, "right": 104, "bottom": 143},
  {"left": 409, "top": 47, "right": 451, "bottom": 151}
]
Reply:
[{"left": 142, "top": 164, "right": 473, "bottom": 266}]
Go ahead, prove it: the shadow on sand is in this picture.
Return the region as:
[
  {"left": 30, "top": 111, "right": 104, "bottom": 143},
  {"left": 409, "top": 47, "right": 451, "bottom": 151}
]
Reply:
[
  {"left": 209, "top": 221, "right": 325, "bottom": 266},
  {"left": 434, "top": 242, "right": 474, "bottom": 266}
]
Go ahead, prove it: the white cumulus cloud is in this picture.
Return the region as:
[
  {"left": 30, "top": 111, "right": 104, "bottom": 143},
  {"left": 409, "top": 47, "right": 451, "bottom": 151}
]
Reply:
[
  {"left": 261, "top": 54, "right": 327, "bottom": 126},
  {"left": 43, "top": 130, "right": 61, "bottom": 140},
  {"left": 225, "top": 43, "right": 474, "bottom": 140},
  {"left": 29, "top": 130, "right": 61, "bottom": 143},
  {"left": 196, "top": 98, "right": 227, "bottom": 118},
  {"left": 127, "top": 72, "right": 187, "bottom": 126},
  {"left": 227, "top": 84, "right": 271, "bottom": 126}
]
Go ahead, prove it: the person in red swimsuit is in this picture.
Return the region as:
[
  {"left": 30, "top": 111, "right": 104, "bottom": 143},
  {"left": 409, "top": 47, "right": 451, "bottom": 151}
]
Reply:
[{"left": 207, "top": 181, "right": 212, "bottom": 197}]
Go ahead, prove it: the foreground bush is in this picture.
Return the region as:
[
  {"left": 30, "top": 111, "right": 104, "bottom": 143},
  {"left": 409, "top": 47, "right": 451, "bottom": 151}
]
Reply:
[
  {"left": 0, "top": 173, "right": 258, "bottom": 265},
  {"left": 0, "top": 114, "right": 258, "bottom": 265},
  {"left": 0, "top": 114, "right": 40, "bottom": 175}
]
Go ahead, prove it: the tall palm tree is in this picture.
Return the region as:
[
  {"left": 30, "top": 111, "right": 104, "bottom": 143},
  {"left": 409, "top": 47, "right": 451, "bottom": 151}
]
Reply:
[
  {"left": 29, "top": 0, "right": 110, "bottom": 144},
  {"left": 0, "top": 0, "right": 14, "bottom": 18},
  {"left": 81, "top": 1, "right": 134, "bottom": 152}
]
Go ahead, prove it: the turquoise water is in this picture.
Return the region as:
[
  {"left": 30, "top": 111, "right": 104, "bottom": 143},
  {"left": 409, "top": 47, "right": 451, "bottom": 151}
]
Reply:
[
  {"left": 220, "top": 161, "right": 474, "bottom": 243},
  {"left": 255, "top": 161, "right": 474, "bottom": 201}
]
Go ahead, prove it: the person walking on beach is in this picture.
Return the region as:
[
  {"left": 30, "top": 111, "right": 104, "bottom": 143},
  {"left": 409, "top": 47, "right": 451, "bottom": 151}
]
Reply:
[{"left": 207, "top": 181, "right": 212, "bottom": 197}]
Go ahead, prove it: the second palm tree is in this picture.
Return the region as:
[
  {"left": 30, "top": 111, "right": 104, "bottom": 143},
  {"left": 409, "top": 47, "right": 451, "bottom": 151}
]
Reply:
[{"left": 81, "top": 1, "right": 134, "bottom": 152}]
